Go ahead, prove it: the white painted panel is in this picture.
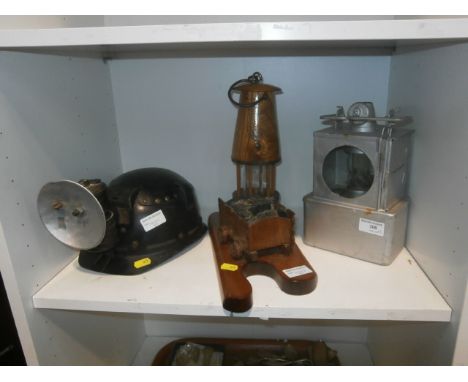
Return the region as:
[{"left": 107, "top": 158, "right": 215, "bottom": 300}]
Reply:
[
  {"left": 1, "top": 19, "right": 468, "bottom": 49},
  {"left": 453, "top": 279, "right": 468, "bottom": 365},
  {"left": 35, "top": 310, "right": 146, "bottom": 365},
  {"left": 0, "top": 16, "right": 396, "bottom": 32},
  {"left": 0, "top": 16, "right": 104, "bottom": 29},
  {"left": 368, "top": 321, "right": 449, "bottom": 365},
  {"left": 103, "top": 16, "right": 396, "bottom": 27},
  {"left": 33, "top": 236, "right": 450, "bottom": 322},
  {"left": 368, "top": 42, "right": 468, "bottom": 365},
  {"left": 0, "top": 222, "right": 38, "bottom": 363},
  {"left": 143, "top": 315, "right": 368, "bottom": 344},
  {"left": 0, "top": 51, "right": 145, "bottom": 365},
  {"left": 109, "top": 55, "right": 390, "bottom": 232}
]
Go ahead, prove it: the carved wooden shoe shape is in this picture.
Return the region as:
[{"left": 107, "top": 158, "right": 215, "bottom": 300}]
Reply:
[{"left": 209, "top": 211, "right": 318, "bottom": 313}]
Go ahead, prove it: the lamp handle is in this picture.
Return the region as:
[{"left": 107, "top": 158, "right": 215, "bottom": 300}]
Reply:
[{"left": 228, "top": 72, "right": 268, "bottom": 108}]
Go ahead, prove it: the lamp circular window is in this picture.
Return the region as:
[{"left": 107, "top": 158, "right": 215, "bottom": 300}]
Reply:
[{"left": 322, "top": 145, "right": 374, "bottom": 198}]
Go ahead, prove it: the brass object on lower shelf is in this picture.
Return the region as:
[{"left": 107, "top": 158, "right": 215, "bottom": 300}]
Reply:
[{"left": 152, "top": 338, "right": 340, "bottom": 366}]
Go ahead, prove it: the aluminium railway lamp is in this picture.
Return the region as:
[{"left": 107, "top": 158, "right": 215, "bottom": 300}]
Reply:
[{"left": 303, "top": 102, "right": 413, "bottom": 265}]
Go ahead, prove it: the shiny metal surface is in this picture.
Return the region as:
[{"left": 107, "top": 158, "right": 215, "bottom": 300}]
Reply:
[
  {"left": 312, "top": 126, "right": 413, "bottom": 211},
  {"left": 320, "top": 101, "right": 411, "bottom": 128},
  {"left": 303, "top": 194, "right": 408, "bottom": 265},
  {"left": 304, "top": 103, "right": 412, "bottom": 264},
  {"left": 37, "top": 180, "right": 106, "bottom": 250}
]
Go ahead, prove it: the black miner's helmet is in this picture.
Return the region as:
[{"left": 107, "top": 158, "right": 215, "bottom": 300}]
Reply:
[{"left": 78, "top": 168, "right": 206, "bottom": 275}]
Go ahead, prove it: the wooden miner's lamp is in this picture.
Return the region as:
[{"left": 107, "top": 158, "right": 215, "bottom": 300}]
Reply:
[{"left": 208, "top": 72, "right": 317, "bottom": 313}]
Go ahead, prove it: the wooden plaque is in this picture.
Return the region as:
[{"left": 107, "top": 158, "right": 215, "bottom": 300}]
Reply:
[{"left": 209, "top": 212, "right": 317, "bottom": 313}]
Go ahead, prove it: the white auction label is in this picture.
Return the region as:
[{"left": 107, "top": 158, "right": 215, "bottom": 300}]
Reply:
[
  {"left": 282, "top": 265, "right": 313, "bottom": 278},
  {"left": 140, "top": 210, "right": 166, "bottom": 232},
  {"left": 359, "top": 218, "right": 385, "bottom": 237}
]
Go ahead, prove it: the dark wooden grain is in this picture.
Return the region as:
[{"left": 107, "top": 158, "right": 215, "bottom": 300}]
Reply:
[
  {"left": 218, "top": 198, "right": 294, "bottom": 252},
  {"left": 209, "top": 212, "right": 317, "bottom": 313},
  {"left": 231, "top": 89, "right": 281, "bottom": 165}
]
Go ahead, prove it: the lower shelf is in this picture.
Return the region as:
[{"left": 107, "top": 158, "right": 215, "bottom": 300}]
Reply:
[
  {"left": 33, "top": 235, "right": 451, "bottom": 322},
  {"left": 132, "top": 336, "right": 373, "bottom": 366}
]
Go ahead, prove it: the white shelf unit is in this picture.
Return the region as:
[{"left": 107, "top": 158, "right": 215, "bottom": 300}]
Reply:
[
  {"left": 33, "top": 236, "right": 450, "bottom": 322},
  {"left": 0, "top": 16, "right": 467, "bottom": 366},
  {"left": 2, "top": 18, "right": 468, "bottom": 49}
]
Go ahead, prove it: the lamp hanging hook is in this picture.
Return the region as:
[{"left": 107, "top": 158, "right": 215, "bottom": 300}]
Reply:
[{"left": 228, "top": 71, "right": 268, "bottom": 108}]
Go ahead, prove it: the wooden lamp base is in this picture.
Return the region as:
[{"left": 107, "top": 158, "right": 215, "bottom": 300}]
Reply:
[{"left": 208, "top": 212, "right": 318, "bottom": 313}]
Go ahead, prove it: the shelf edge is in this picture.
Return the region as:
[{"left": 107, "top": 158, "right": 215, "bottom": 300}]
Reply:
[
  {"left": 32, "top": 296, "right": 451, "bottom": 322},
  {"left": 1, "top": 19, "right": 468, "bottom": 49}
]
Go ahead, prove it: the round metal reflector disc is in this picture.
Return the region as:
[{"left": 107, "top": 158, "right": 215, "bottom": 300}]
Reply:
[{"left": 37, "top": 180, "right": 106, "bottom": 250}]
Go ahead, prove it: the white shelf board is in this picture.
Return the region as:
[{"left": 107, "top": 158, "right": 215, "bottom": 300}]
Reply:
[
  {"left": 1, "top": 19, "right": 468, "bottom": 52},
  {"left": 132, "top": 336, "right": 373, "bottom": 366},
  {"left": 33, "top": 235, "right": 451, "bottom": 322}
]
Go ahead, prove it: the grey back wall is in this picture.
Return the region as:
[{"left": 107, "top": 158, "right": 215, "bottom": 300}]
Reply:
[{"left": 109, "top": 56, "right": 390, "bottom": 231}]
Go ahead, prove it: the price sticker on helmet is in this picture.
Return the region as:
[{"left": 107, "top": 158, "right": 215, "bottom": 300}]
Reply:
[{"left": 140, "top": 210, "right": 166, "bottom": 232}]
